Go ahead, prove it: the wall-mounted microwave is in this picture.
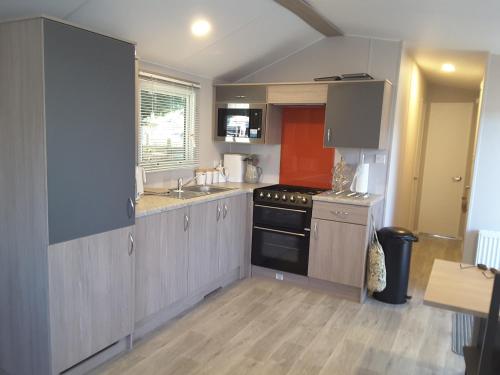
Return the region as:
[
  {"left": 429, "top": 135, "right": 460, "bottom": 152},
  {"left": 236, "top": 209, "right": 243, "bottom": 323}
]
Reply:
[{"left": 214, "top": 103, "right": 267, "bottom": 144}]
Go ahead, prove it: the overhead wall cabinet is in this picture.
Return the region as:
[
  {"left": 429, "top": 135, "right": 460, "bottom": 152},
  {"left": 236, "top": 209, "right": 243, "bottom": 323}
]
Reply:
[
  {"left": 0, "top": 17, "right": 135, "bottom": 375},
  {"left": 214, "top": 80, "right": 392, "bottom": 149},
  {"left": 323, "top": 80, "right": 392, "bottom": 149}
]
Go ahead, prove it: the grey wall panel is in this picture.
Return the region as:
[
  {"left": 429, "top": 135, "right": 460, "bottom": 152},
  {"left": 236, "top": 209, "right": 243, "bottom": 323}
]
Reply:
[{"left": 44, "top": 19, "right": 135, "bottom": 245}]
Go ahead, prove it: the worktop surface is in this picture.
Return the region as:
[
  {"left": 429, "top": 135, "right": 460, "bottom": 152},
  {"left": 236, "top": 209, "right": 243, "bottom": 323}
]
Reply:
[
  {"left": 136, "top": 182, "right": 271, "bottom": 218},
  {"left": 313, "top": 191, "right": 384, "bottom": 206}
]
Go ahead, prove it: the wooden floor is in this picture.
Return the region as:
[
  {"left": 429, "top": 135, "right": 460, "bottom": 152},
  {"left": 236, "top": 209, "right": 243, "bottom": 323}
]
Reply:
[{"left": 94, "top": 236, "right": 464, "bottom": 375}]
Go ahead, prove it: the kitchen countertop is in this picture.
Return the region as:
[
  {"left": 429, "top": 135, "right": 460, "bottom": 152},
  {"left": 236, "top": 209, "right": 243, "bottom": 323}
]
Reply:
[
  {"left": 136, "top": 182, "right": 271, "bottom": 218},
  {"left": 313, "top": 191, "right": 384, "bottom": 207}
]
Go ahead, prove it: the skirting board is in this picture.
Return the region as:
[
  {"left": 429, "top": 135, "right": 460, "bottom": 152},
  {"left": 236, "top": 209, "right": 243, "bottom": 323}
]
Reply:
[
  {"left": 133, "top": 267, "right": 242, "bottom": 341},
  {"left": 251, "top": 265, "right": 366, "bottom": 303}
]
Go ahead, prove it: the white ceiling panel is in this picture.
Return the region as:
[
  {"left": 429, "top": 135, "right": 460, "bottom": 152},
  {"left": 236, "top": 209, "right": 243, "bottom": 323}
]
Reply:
[
  {"left": 308, "top": 0, "right": 500, "bottom": 53},
  {"left": 0, "top": 0, "right": 87, "bottom": 20}
]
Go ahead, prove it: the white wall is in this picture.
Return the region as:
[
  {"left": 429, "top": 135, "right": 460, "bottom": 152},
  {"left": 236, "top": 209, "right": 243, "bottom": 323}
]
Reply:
[
  {"left": 234, "top": 36, "right": 403, "bottom": 200},
  {"left": 138, "top": 60, "right": 228, "bottom": 188},
  {"left": 464, "top": 54, "right": 500, "bottom": 263},
  {"left": 388, "top": 53, "right": 427, "bottom": 230}
]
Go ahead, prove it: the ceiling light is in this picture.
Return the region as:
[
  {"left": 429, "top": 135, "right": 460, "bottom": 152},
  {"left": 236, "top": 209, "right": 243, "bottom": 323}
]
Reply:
[
  {"left": 441, "top": 63, "right": 456, "bottom": 73},
  {"left": 191, "top": 19, "right": 211, "bottom": 37}
]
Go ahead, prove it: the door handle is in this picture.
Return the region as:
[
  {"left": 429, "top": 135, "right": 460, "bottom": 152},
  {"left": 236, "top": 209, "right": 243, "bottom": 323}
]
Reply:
[
  {"left": 452, "top": 176, "right": 463, "bottom": 182},
  {"left": 216, "top": 205, "right": 222, "bottom": 221},
  {"left": 253, "top": 226, "right": 305, "bottom": 237},
  {"left": 326, "top": 128, "right": 331, "bottom": 144},
  {"left": 184, "top": 214, "right": 190, "bottom": 231},
  {"left": 313, "top": 222, "right": 318, "bottom": 239},
  {"left": 128, "top": 233, "right": 134, "bottom": 255},
  {"left": 223, "top": 204, "right": 228, "bottom": 219},
  {"left": 127, "top": 197, "right": 135, "bottom": 218}
]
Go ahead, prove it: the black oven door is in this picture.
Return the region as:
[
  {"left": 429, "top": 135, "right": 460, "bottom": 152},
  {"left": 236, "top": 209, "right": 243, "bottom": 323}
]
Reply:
[
  {"left": 253, "top": 204, "right": 310, "bottom": 232},
  {"left": 251, "top": 226, "right": 309, "bottom": 276}
]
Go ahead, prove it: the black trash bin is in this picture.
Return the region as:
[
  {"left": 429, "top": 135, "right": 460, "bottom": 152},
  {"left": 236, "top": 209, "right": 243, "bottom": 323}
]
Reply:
[{"left": 373, "top": 227, "right": 418, "bottom": 304}]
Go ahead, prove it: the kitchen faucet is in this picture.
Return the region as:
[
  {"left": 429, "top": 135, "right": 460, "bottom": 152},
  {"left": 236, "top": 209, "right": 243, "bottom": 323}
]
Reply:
[{"left": 174, "top": 173, "right": 206, "bottom": 192}]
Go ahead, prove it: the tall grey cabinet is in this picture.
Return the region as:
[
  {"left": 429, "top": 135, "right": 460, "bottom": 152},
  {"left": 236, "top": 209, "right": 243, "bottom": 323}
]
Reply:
[{"left": 0, "top": 17, "right": 136, "bottom": 375}]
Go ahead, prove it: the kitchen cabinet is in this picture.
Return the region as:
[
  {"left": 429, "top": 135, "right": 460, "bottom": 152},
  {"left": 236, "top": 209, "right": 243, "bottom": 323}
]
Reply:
[
  {"left": 308, "top": 200, "right": 383, "bottom": 301},
  {"left": 135, "top": 194, "right": 249, "bottom": 328},
  {"left": 215, "top": 84, "right": 267, "bottom": 103},
  {"left": 0, "top": 17, "right": 136, "bottom": 375},
  {"left": 267, "top": 83, "right": 327, "bottom": 104},
  {"left": 218, "top": 194, "right": 247, "bottom": 275},
  {"left": 308, "top": 219, "right": 367, "bottom": 287},
  {"left": 188, "top": 200, "right": 220, "bottom": 293},
  {"left": 48, "top": 226, "right": 135, "bottom": 374},
  {"left": 135, "top": 209, "right": 188, "bottom": 323},
  {"left": 44, "top": 18, "right": 136, "bottom": 244},
  {"left": 323, "top": 80, "right": 392, "bottom": 149}
]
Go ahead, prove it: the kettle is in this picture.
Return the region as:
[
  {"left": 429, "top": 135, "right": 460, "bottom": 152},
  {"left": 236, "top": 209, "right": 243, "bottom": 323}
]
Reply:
[{"left": 244, "top": 155, "right": 262, "bottom": 183}]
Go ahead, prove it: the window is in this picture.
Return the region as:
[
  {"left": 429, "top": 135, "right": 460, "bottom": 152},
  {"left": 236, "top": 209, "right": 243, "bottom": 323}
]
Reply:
[{"left": 138, "top": 72, "right": 200, "bottom": 172}]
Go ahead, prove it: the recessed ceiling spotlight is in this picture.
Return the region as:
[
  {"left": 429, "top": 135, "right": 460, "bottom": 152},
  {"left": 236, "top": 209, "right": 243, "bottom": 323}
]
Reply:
[
  {"left": 191, "top": 19, "right": 211, "bottom": 37},
  {"left": 441, "top": 63, "right": 456, "bottom": 73}
]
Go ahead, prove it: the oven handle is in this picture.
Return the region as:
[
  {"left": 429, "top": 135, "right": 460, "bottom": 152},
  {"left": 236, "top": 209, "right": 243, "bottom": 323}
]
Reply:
[
  {"left": 254, "top": 204, "right": 307, "bottom": 214},
  {"left": 253, "top": 225, "right": 306, "bottom": 237}
]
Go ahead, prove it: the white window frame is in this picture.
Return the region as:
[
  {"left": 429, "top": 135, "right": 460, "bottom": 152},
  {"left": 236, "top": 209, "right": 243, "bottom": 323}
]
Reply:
[{"left": 137, "top": 71, "right": 200, "bottom": 172}]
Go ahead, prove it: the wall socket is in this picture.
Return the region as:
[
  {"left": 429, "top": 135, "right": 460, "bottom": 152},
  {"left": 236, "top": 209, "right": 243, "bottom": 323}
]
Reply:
[{"left": 375, "top": 154, "right": 386, "bottom": 164}]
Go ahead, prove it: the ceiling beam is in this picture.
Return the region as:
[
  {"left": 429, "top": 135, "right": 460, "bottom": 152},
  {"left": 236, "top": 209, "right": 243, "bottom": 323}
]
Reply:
[{"left": 274, "top": 0, "right": 343, "bottom": 37}]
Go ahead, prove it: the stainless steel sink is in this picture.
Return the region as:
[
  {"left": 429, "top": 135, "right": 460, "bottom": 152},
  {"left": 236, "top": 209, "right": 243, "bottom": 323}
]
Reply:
[
  {"left": 168, "top": 185, "right": 235, "bottom": 200},
  {"left": 182, "top": 185, "right": 233, "bottom": 194}
]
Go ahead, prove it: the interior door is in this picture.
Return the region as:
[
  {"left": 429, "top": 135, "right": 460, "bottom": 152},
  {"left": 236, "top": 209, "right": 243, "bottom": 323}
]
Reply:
[{"left": 418, "top": 102, "right": 473, "bottom": 238}]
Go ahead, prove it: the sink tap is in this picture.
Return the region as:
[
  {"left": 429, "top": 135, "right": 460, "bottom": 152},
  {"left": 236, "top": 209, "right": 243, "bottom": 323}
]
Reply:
[{"left": 174, "top": 173, "right": 206, "bottom": 193}]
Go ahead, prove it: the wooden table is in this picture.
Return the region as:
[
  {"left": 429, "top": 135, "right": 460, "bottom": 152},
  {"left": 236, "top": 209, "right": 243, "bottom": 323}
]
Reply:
[{"left": 424, "top": 259, "right": 494, "bottom": 318}]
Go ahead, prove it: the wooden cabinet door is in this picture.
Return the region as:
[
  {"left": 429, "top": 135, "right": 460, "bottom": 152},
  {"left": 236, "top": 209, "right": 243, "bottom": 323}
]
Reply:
[
  {"left": 324, "top": 81, "right": 389, "bottom": 149},
  {"left": 188, "top": 201, "right": 219, "bottom": 294},
  {"left": 43, "top": 19, "right": 136, "bottom": 245},
  {"left": 134, "top": 208, "right": 188, "bottom": 323},
  {"left": 308, "top": 219, "right": 367, "bottom": 287},
  {"left": 218, "top": 195, "right": 247, "bottom": 275},
  {"left": 48, "top": 226, "right": 134, "bottom": 373}
]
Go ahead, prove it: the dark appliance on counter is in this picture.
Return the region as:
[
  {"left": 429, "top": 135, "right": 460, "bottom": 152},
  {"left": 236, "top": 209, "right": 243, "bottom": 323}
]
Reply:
[{"left": 251, "top": 184, "right": 327, "bottom": 276}]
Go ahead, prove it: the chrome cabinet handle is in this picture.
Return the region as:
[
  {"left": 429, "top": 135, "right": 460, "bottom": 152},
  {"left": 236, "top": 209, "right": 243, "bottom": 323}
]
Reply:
[
  {"left": 313, "top": 222, "right": 318, "bottom": 239},
  {"left": 184, "top": 214, "right": 190, "bottom": 231},
  {"left": 128, "top": 233, "right": 134, "bottom": 255},
  {"left": 127, "top": 197, "right": 135, "bottom": 219},
  {"left": 331, "top": 210, "right": 349, "bottom": 216},
  {"left": 216, "top": 205, "right": 222, "bottom": 221},
  {"left": 327, "top": 128, "right": 331, "bottom": 143},
  {"left": 223, "top": 204, "right": 228, "bottom": 219}
]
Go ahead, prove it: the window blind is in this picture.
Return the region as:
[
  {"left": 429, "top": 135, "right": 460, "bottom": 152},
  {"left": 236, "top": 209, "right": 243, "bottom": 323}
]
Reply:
[{"left": 138, "top": 72, "right": 200, "bottom": 172}]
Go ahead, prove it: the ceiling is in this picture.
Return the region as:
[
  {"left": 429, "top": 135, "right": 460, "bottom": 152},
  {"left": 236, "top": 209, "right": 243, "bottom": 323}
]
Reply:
[
  {"left": 409, "top": 47, "right": 487, "bottom": 89},
  {"left": 0, "top": 1, "right": 496, "bottom": 82},
  {"left": 0, "top": 0, "right": 323, "bottom": 81}
]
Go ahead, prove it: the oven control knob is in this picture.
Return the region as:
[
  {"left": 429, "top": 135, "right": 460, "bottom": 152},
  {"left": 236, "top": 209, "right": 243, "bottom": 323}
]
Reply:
[
  {"left": 301, "top": 197, "right": 308, "bottom": 204},
  {"left": 259, "top": 192, "right": 264, "bottom": 198},
  {"left": 274, "top": 193, "right": 280, "bottom": 200},
  {"left": 289, "top": 195, "right": 295, "bottom": 202},
  {"left": 266, "top": 193, "right": 271, "bottom": 199},
  {"left": 282, "top": 194, "right": 287, "bottom": 201}
]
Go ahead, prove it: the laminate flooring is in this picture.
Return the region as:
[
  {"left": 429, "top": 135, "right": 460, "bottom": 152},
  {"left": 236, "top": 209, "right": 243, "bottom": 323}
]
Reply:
[{"left": 94, "top": 236, "right": 464, "bottom": 375}]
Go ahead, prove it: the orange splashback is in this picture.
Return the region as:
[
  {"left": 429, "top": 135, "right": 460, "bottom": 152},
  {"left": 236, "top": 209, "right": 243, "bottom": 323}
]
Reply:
[{"left": 279, "top": 106, "right": 334, "bottom": 189}]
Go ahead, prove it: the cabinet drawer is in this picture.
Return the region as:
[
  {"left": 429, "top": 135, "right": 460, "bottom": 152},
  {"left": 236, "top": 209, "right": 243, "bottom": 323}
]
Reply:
[
  {"left": 267, "top": 84, "right": 327, "bottom": 104},
  {"left": 215, "top": 85, "right": 267, "bottom": 103},
  {"left": 312, "top": 201, "right": 369, "bottom": 225}
]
